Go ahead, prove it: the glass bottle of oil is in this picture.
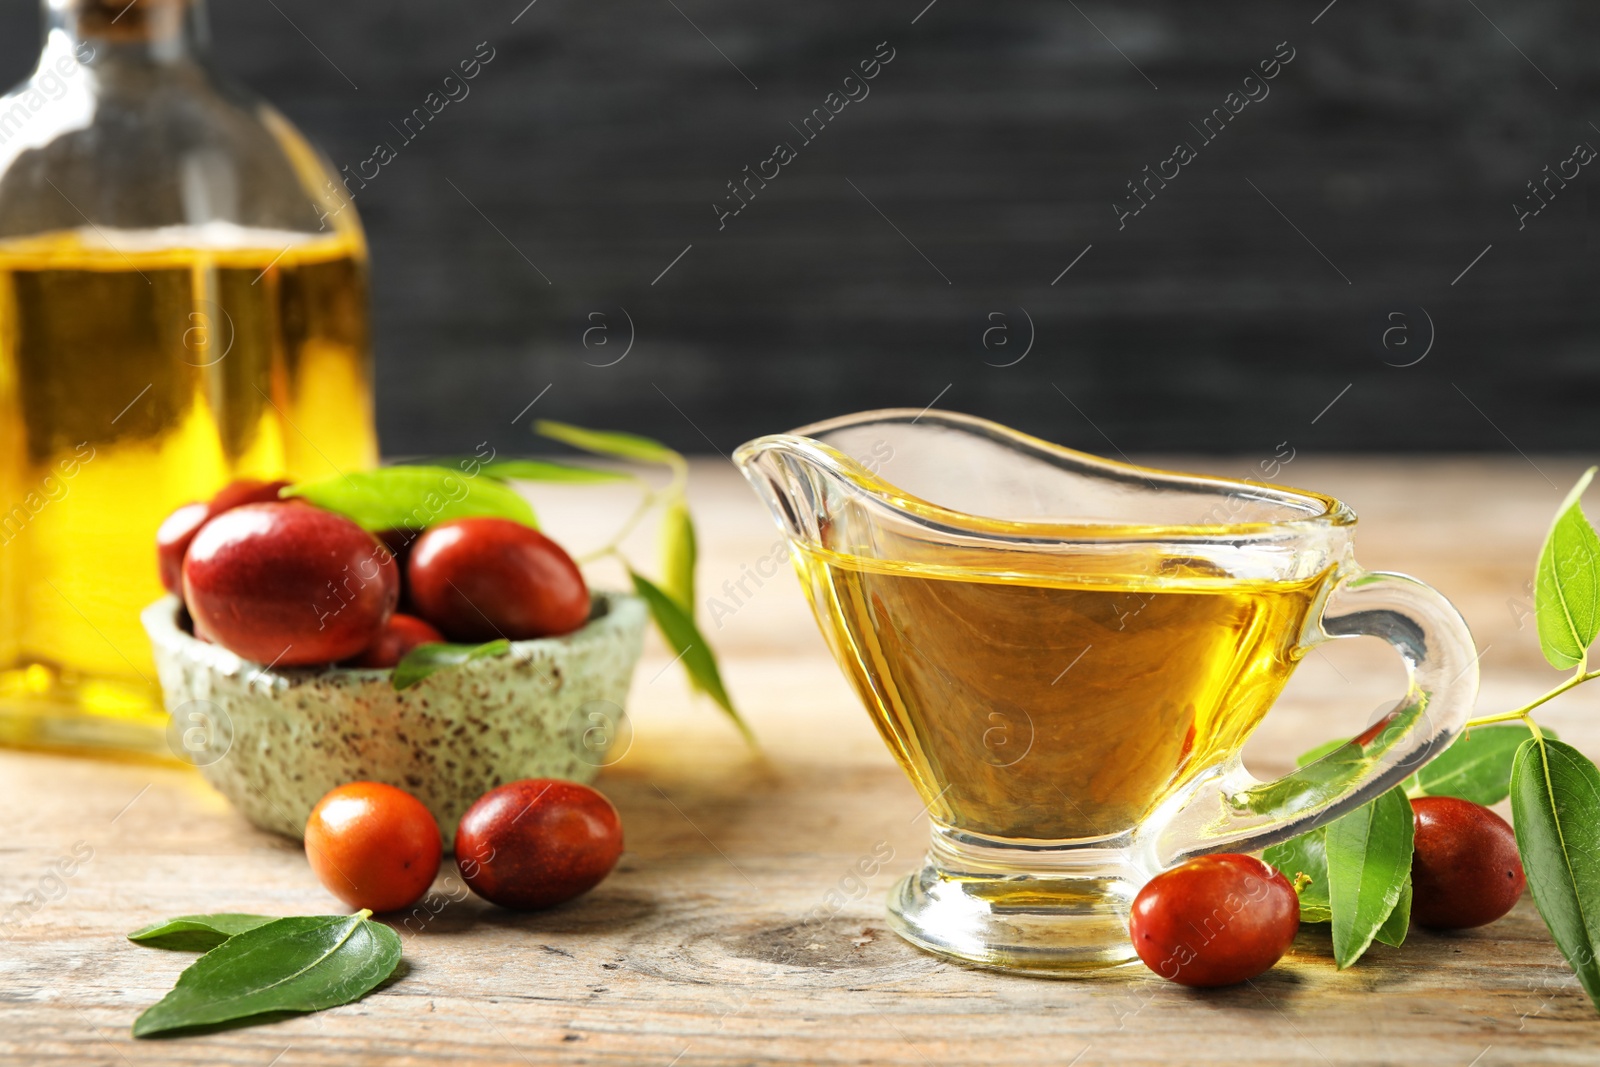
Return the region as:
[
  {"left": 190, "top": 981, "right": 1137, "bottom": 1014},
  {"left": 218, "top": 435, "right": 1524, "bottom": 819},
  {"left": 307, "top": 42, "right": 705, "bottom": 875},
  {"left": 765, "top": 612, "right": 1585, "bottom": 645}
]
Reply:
[{"left": 0, "top": 0, "right": 378, "bottom": 757}]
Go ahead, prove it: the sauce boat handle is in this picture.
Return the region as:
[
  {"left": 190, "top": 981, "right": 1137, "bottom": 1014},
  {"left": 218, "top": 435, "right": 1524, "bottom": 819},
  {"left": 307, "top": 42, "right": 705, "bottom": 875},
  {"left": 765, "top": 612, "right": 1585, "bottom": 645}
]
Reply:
[{"left": 1146, "top": 568, "right": 1479, "bottom": 868}]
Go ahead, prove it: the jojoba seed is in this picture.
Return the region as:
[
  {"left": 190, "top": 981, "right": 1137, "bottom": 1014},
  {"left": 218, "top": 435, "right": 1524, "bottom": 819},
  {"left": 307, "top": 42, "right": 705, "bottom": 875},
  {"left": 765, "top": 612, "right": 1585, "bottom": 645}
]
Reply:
[
  {"left": 156, "top": 502, "right": 211, "bottom": 595},
  {"left": 1129, "top": 854, "right": 1300, "bottom": 987},
  {"left": 208, "top": 478, "right": 291, "bottom": 514},
  {"left": 408, "top": 518, "right": 589, "bottom": 642},
  {"left": 305, "top": 781, "right": 442, "bottom": 914},
  {"left": 155, "top": 480, "right": 294, "bottom": 597},
  {"left": 455, "top": 779, "right": 622, "bottom": 910},
  {"left": 347, "top": 613, "right": 445, "bottom": 669},
  {"left": 183, "top": 502, "right": 397, "bottom": 665},
  {"left": 1410, "top": 796, "right": 1525, "bottom": 930}
]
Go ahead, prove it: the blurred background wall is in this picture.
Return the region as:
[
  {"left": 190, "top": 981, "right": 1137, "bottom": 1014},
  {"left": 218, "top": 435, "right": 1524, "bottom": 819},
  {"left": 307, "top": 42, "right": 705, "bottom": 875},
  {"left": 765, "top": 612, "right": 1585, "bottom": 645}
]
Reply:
[{"left": 3, "top": 0, "right": 1596, "bottom": 457}]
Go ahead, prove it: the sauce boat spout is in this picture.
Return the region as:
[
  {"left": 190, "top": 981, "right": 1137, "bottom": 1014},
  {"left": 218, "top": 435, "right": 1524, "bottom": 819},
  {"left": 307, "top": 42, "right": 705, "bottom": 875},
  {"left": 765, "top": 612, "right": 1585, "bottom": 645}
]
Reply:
[{"left": 731, "top": 431, "right": 871, "bottom": 551}]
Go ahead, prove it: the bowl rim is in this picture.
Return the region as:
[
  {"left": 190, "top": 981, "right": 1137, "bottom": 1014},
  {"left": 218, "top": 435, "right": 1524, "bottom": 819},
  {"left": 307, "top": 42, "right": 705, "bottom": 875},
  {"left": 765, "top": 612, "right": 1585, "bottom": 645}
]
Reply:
[{"left": 141, "top": 589, "right": 648, "bottom": 683}]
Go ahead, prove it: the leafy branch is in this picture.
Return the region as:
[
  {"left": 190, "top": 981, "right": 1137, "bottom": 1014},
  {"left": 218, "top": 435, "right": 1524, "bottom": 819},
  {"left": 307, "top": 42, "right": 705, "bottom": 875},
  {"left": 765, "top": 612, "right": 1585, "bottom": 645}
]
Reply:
[
  {"left": 1463, "top": 467, "right": 1600, "bottom": 731},
  {"left": 1267, "top": 465, "right": 1600, "bottom": 1004},
  {"left": 515, "top": 420, "right": 753, "bottom": 746}
]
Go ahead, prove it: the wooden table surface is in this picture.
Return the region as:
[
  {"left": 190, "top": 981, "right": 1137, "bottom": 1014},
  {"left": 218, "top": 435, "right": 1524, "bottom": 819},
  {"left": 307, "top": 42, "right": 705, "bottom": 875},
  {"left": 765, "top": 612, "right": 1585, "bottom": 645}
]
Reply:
[{"left": 6, "top": 456, "right": 1600, "bottom": 1066}]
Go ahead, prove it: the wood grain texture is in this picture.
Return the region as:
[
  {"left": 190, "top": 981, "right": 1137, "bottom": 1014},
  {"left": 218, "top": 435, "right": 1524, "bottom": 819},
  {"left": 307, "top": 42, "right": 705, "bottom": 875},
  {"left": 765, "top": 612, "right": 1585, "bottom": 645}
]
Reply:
[{"left": 3, "top": 457, "right": 1600, "bottom": 1065}]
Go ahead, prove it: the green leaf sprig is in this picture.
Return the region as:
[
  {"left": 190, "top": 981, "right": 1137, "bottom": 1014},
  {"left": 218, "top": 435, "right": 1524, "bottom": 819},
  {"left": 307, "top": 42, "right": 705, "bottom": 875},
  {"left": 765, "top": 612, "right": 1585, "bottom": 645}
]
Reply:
[
  {"left": 1510, "top": 738, "right": 1600, "bottom": 1008},
  {"left": 285, "top": 465, "right": 538, "bottom": 531},
  {"left": 1323, "top": 787, "right": 1413, "bottom": 966},
  {"left": 129, "top": 911, "right": 401, "bottom": 1037},
  {"left": 391, "top": 640, "right": 511, "bottom": 690},
  {"left": 1476, "top": 466, "right": 1600, "bottom": 1013},
  {"left": 630, "top": 570, "right": 752, "bottom": 746},
  {"left": 128, "top": 914, "right": 276, "bottom": 952},
  {"left": 529, "top": 420, "right": 754, "bottom": 745},
  {"left": 1267, "top": 465, "right": 1600, "bottom": 1010},
  {"left": 1265, "top": 721, "right": 1542, "bottom": 966}
]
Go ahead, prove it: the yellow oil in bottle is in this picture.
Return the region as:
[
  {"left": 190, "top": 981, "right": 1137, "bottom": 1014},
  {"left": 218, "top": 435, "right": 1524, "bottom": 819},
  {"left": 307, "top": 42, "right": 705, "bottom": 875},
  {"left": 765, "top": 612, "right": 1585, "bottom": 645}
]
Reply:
[
  {"left": 0, "top": 225, "right": 376, "bottom": 756},
  {"left": 793, "top": 543, "right": 1326, "bottom": 841}
]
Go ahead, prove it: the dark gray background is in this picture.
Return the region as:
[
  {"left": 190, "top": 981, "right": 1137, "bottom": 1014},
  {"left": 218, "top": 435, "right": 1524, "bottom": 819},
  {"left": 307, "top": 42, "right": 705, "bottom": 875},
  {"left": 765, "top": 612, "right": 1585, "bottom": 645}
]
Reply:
[{"left": 4, "top": 0, "right": 1597, "bottom": 457}]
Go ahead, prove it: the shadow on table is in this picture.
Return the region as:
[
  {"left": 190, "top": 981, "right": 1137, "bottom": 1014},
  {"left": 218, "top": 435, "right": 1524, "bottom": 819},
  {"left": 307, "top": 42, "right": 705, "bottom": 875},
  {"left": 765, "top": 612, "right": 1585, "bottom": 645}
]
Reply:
[{"left": 383, "top": 882, "right": 661, "bottom": 940}]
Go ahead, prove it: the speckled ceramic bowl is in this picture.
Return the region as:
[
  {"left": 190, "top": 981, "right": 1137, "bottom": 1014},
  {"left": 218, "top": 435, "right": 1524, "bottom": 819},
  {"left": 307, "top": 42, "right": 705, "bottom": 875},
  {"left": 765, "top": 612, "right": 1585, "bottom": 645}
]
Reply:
[{"left": 142, "top": 591, "right": 647, "bottom": 847}]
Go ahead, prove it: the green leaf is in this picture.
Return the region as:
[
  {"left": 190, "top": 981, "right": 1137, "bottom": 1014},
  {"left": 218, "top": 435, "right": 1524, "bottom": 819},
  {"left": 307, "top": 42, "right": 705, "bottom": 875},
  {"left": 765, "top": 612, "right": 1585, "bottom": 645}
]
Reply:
[
  {"left": 1297, "top": 738, "right": 1348, "bottom": 766},
  {"left": 285, "top": 466, "right": 537, "bottom": 533},
  {"left": 1325, "top": 787, "right": 1414, "bottom": 969},
  {"left": 129, "top": 915, "right": 277, "bottom": 953},
  {"left": 132, "top": 912, "right": 401, "bottom": 1038},
  {"left": 534, "top": 420, "right": 682, "bottom": 466},
  {"left": 476, "top": 458, "right": 632, "bottom": 484},
  {"left": 1297, "top": 707, "right": 1417, "bottom": 769},
  {"left": 392, "top": 641, "right": 511, "bottom": 691},
  {"left": 1374, "top": 878, "right": 1412, "bottom": 948},
  {"left": 1534, "top": 466, "right": 1600, "bottom": 670},
  {"left": 1510, "top": 736, "right": 1600, "bottom": 1011},
  {"left": 1264, "top": 829, "right": 1332, "bottom": 924},
  {"left": 630, "top": 570, "right": 754, "bottom": 746},
  {"left": 1415, "top": 723, "right": 1543, "bottom": 805},
  {"left": 659, "top": 499, "right": 697, "bottom": 616},
  {"left": 1240, "top": 700, "right": 1424, "bottom": 818}
]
